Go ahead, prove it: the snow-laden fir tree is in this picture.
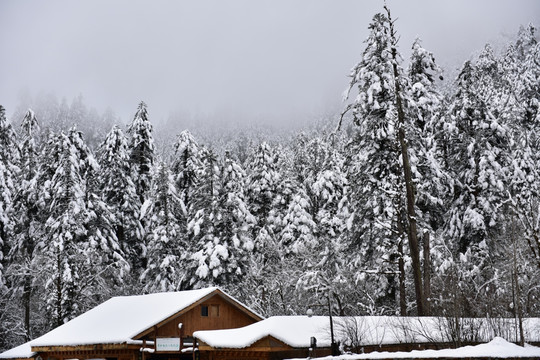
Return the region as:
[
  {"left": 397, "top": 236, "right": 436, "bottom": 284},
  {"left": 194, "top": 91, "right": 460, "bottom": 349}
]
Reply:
[
  {"left": 171, "top": 130, "right": 203, "bottom": 227},
  {"left": 38, "top": 130, "right": 90, "bottom": 327},
  {"left": 187, "top": 149, "right": 253, "bottom": 288},
  {"left": 406, "top": 38, "right": 447, "bottom": 224},
  {"left": 0, "top": 105, "right": 19, "bottom": 288},
  {"left": 97, "top": 126, "right": 144, "bottom": 277},
  {"left": 341, "top": 8, "right": 426, "bottom": 314},
  {"left": 504, "top": 25, "right": 540, "bottom": 269},
  {"left": 309, "top": 136, "right": 350, "bottom": 241},
  {"left": 8, "top": 109, "right": 41, "bottom": 341},
  {"left": 128, "top": 102, "right": 155, "bottom": 205},
  {"left": 442, "top": 46, "right": 514, "bottom": 315},
  {"left": 280, "top": 186, "right": 316, "bottom": 255},
  {"left": 37, "top": 128, "right": 127, "bottom": 327},
  {"left": 297, "top": 135, "right": 352, "bottom": 315},
  {"left": 405, "top": 38, "right": 450, "bottom": 314},
  {"left": 217, "top": 150, "right": 255, "bottom": 258},
  {"left": 141, "top": 161, "right": 187, "bottom": 292},
  {"left": 82, "top": 132, "right": 131, "bottom": 293},
  {"left": 444, "top": 56, "right": 511, "bottom": 254},
  {"left": 237, "top": 143, "right": 300, "bottom": 315},
  {"left": 246, "top": 142, "right": 280, "bottom": 222},
  {"left": 246, "top": 142, "right": 281, "bottom": 243},
  {"left": 0, "top": 105, "right": 20, "bottom": 350}
]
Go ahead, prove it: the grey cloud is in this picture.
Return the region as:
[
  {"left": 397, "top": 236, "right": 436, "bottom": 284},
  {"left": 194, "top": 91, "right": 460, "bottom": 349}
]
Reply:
[{"left": 1, "top": 0, "right": 539, "bottom": 125}]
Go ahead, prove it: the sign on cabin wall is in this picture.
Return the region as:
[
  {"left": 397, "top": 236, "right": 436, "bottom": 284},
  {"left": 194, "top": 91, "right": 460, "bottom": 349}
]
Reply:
[{"left": 156, "top": 337, "right": 181, "bottom": 351}]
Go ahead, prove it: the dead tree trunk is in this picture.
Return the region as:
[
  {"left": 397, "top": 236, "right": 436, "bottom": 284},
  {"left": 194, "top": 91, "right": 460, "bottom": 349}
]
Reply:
[
  {"left": 398, "top": 238, "right": 407, "bottom": 315},
  {"left": 385, "top": 5, "right": 425, "bottom": 315},
  {"left": 397, "top": 212, "right": 407, "bottom": 315},
  {"left": 423, "top": 231, "right": 431, "bottom": 315}
]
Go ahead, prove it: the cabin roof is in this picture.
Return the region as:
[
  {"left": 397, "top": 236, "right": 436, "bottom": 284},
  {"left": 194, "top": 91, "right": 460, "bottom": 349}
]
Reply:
[
  {"left": 194, "top": 315, "right": 332, "bottom": 349},
  {"left": 31, "top": 287, "right": 219, "bottom": 347},
  {"left": 0, "top": 342, "right": 36, "bottom": 360},
  {"left": 0, "top": 287, "right": 262, "bottom": 359},
  {"left": 194, "top": 315, "right": 540, "bottom": 350}
]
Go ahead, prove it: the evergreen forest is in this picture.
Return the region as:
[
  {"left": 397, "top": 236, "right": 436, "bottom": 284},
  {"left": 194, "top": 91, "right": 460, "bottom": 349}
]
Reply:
[{"left": 1, "top": 9, "right": 539, "bottom": 350}]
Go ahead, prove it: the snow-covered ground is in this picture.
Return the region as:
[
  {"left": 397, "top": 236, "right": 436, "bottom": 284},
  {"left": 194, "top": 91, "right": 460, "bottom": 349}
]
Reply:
[
  {"left": 287, "top": 337, "right": 540, "bottom": 359},
  {"left": 195, "top": 315, "right": 540, "bottom": 349},
  {"left": 0, "top": 288, "right": 223, "bottom": 359}
]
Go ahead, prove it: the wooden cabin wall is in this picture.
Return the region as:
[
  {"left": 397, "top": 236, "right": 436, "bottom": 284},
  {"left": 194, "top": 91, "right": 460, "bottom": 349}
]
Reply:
[{"left": 146, "top": 294, "right": 257, "bottom": 339}]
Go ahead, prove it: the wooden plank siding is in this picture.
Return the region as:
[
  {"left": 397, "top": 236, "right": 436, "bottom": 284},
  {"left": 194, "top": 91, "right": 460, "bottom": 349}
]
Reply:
[
  {"left": 29, "top": 289, "right": 262, "bottom": 360},
  {"left": 35, "top": 347, "right": 139, "bottom": 360},
  {"left": 198, "top": 348, "right": 333, "bottom": 360},
  {"left": 141, "top": 292, "right": 258, "bottom": 340}
]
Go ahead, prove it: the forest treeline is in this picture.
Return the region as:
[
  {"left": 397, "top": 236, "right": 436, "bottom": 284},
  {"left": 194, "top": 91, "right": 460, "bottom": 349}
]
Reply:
[{"left": 0, "top": 10, "right": 539, "bottom": 351}]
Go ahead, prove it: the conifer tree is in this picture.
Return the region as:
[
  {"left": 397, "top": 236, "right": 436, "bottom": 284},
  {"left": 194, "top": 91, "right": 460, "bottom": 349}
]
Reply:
[
  {"left": 141, "top": 161, "right": 186, "bottom": 292},
  {"left": 445, "top": 56, "right": 511, "bottom": 255},
  {"left": 505, "top": 26, "right": 540, "bottom": 268},
  {"left": 187, "top": 149, "right": 253, "bottom": 287},
  {"left": 97, "top": 126, "right": 143, "bottom": 276},
  {"left": 38, "top": 128, "right": 127, "bottom": 327},
  {"left": 171, "top": 130, "right": 203, "bottom": 225},
  {"left": 128, "top": 102, "right": 155, "bottom": 205},
  {"left": 9, "top": 109, "right": 41, "bottom": 340},
  {"left": 0, "top": 105, "right": 19, "bottom": 289},
  {"left": 341, "top": 8, "right": 425, "bottom": 314},
  {"left": 246, "top": 142, "right": 281, "bottom": 238},
  {"left": 38, "top": 131, "right": 89, "bottom": 327},
  {"left": 442, "top": 49, "right": 514, "bottom": 315}
]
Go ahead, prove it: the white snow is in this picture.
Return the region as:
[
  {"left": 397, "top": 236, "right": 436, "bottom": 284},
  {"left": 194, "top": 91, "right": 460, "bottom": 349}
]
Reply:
[
  {"left": 0, "top": 342, "right": 36, "bottom": 360},
  {"left": 0, "top": 287, "right": 265, "bottom": 360},
  {"left": 194, "top": 316, "right": 331, "bottom": 349},
  {"left": 0, "top": 287, "right": 218, "bottom": 359},
  {"left": 32, "top": 287, "right": 219, "bottom": 346},
  {"left": 291, "top": 337, "right": 540, "bottom": 359},
  {"left": 194, "top": 316, "right": 540, "bottom": 350}
]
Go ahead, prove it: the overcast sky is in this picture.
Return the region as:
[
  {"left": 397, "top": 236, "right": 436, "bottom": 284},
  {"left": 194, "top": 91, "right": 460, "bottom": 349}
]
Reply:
[{"left": 1, "top": 0, "right": 539, "bottom": 126}]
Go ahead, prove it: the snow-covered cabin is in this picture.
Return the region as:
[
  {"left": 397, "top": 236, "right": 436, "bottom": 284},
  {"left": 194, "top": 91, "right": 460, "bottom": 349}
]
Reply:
[
  {"left": 0, "top": 287, "right": 262, "bottom": 360},
  {"left": 194, "top": 316, "right": 335, "bottom": 359},
  {"left": 193, "top": 315, "right": 540, "bottom": 360}
]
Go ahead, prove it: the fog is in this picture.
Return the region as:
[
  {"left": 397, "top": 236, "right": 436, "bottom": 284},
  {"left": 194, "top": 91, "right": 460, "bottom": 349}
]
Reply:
[{"left": 1, "top": 0, "right": 539, "bottom": 127}]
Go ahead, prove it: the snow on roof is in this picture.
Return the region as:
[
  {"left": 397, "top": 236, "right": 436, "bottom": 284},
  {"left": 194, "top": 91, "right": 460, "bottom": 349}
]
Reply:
[
  {"left": 194, "top": 316, "right": 540, "bottom": 350},
  {"left": 293, "top": 337, "right": 540, "bottom": 359},
  {"left": 30, "top": 287, "right": 220, "bottom": 347},
  {"left": 195, "top": 316, "right": 332, "bottom": 348},
  {"left": 6, "top": 287, "right": 218, "bottom": 352},
  {"left": 0, "top": 342, "right": 36, "bottom": 360}
]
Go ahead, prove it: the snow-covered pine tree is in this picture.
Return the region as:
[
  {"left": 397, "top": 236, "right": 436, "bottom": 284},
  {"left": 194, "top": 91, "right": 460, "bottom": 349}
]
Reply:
[
  {"left": 246, "top": 142, "right": 281, "bottom": 240},
  {"left": 97, "top": 126, "right": 144, "bottom": 278},
  {"left": 216, "top": 150, "right": 255, "bottom": 268},
  {"left": 445, "top": 55, "right": 510, "bottom": 252},
  {"left": 186, "top": 148, "right": 251, "bottom": 288},
  {"left": 309, "top": 136, "right": 349, "bottom": 241},
  {"left": 341, "top": 8, "right": 425, "bottom": 314},
  {"left": 8, "top": 109, "right": 41, "bottom": 341},
  {"left": 0, "top": 105, "right": 20, "bottom": 350},
  {"left": 296, "top": 135, "right": 353, "bottom": 315},
  {"left": 141, "top": 161, "right": 187, "bottom": 292},
  {"left": 504, "top": 25, "right": 540, "bottom": 269},
  {"left": 0, "top": 105, "right": 19, "bottom": 289},
  {"left": 127, "top": 102, "right": 155, "bottom": 205},
  {"left": 38, "top": 130, "right": 89, "bottom": 327},
  {"left": 443, "top": 46, "right": 514, "bottom": 315},
  {"left": 171, "top": 130, "right": 203, "bottom": 227},
  {"left": 186, "top": 148, "right": 219, "bottom": 286},
  {"left": 406, "top": 38, "right": 449, "bottom": 314},
  {"left": 37, "top": 128, "right": 127, "bottom": 327},
  {"left": 280, "top": 189, "right": 316, "bottom": 256},
  {"left": 81, "top": 130, "right": 130, "bottom": 295}
]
